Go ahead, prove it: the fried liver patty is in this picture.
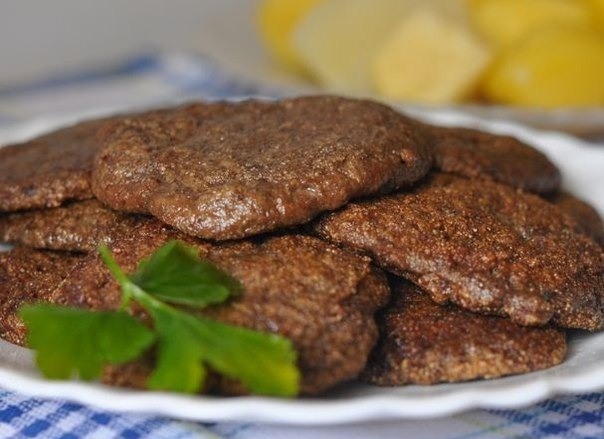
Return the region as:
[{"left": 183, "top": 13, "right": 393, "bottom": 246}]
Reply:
[
  {"left": 0, "top": 247, "right": 82, "bottom": 345},
  {"left": 314, "top": 175, "right": 604, "bottom": 330},
  {"left": 549, "top": 192, "right": 604, "bottom": 245},
  {"left": 49, "top": 221, "right": 390, "bottom": 395},
  {"left": 426, "top": 124, "right": 561, "bottom": 194},
  {"left": 0, "top": 119, "right": 108, "bottom": 211},
  {"left": 362, "top": 279, "right": 566, "bottom": 385},
  {"left": 0, "top": 199, "right": 148, "bottom": 252},
  {"left": 92, "top": 96, "right": 432, "bottom": 240}
]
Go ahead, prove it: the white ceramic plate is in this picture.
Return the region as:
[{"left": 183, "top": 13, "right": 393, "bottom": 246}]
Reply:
[
  {"left": 195, "top": 0, "right": 604, "bottom": 137},
  {"left": 0, "top": 112, "right": 603, "bottom": 425}
]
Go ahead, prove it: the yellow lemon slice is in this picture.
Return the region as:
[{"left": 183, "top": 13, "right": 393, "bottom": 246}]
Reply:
[
  {"left": 372, "top": 5, "right": 491, "bottom": 103},
  {"left": 583, "top": 0, "right": 604, "bottom": 26},
  {"left": 481, "top": 27, "right": 604, "bottom": 107},
  {"left": 469, "top": 0, "right": 594, "bottom": 47},
  {"left": 257, "top": 0, "right": 323, "bottom": 72},
  {"left": 292, "top": 0, "right": 416, "bottom": 94}
]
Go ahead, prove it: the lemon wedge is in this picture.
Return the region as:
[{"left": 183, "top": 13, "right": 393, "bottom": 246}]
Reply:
[
  {"left": 372, "top": 5, "right": 491, "bottom": 103},
  {"left": 257, "top": 0, "right": 323, "bottom": 72},
  {"left": 481, "top": 27, "right": 604, "bottom": 107},
  {"left": 469, "top": 0, "right": 594, "bottom": 47},
  {"left": 583, "top": 0, "right": 604, "bottom": 25},
  {"left": 292, "top": 0, "right": 415, "bottom": 94}
]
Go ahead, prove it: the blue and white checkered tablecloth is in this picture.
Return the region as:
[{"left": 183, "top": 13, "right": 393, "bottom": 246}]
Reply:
[
  {"left": 0, "top": 53, "right": 603, "bottom": 439},
  {"left": 1, "top": 390, "right": 604, "bottom": 439}
]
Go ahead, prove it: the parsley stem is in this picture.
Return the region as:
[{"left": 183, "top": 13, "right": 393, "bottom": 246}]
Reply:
[
  {"left": 97, "top": 245, "right": 178, "bottom": 315},
  {"left": 98, "top": 245, "right": 134, "bottom": 309},
  {"left": 130, "top": 284, "right": 172, "bottom": 314},
  {"left": 98, "top": 245, "right": 129, "bottom": 284}
]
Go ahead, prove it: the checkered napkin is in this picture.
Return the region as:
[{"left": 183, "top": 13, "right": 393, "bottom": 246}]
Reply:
[
  {"left": 0, "top": 390, "right": 219, "bottom": 439},
  {"left": 212, "top": 393, "right": 604, "bottom": 439},
  {"left": 0, "top": 53, "right": 603, "bottom": 439},
  {"left": 1, "top": 389, "right": 603, "bottom": 439}
]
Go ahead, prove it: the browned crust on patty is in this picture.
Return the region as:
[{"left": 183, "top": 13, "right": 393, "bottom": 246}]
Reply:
[
  {"left": 201, "top": 236, "right": 389, "bottom": 395},
  {"left": 0, "top": 119, "right": 109, "bottom": 211},
  {"left": 548, "top": 191, "right": 604, "bottom": 245},
  {"left": 314, "top": 175, "right": 604, "bottom": 330},
  {"left": 0, "top": 247, "right": 82, "bottom": 345},
  {"left": 49, "top": 221, "right": 390, "bottom": 395},
  {"left": 92, "top": 96, "right": 432, "bottom": 240},
  {"left": 48, "top": 221, "right": 196, "bottom": 311},
  {"left": 0, "top": 199, "right": 149, "bottom": 252},
  {"left": 426, "top": 124, "right": 561, "bottom": 195},
  {"left": 362, "top": 279, "right": 566, "bottom": 385}
]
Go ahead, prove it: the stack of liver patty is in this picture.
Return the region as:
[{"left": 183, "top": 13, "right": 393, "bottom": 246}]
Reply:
[{"left": 0, "top": 95, "right": 602, "bottom": 394}]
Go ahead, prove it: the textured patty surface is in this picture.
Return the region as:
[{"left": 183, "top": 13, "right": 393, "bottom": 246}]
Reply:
[
  {"left": 49, "top": 221, "right": 390, "bottom": 395},
  {"left": 0, "top": 199, "right": 148, "bottom": 252},
  {"left": 427, "top": 124, "right": 561, "bottom": 194},
  {"left": 549, "top": 192, "right": 604, "bottom": 245},
  {"left": 92, "top": 96, "right": 432, "bottom": 240},
  {"left": 0, "top": 119, "right": 108, "bottom": 211},
  {"left": 362, "top": 279, "right": 566, "bottom": 385},
  {"left": 314, "top": 175, "right": 604, "bottom": 329},
  {"left": 0, "top": 247, "right": 82, "bottom": 345}
]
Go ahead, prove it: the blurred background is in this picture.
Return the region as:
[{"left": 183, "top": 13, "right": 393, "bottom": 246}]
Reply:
[
  {"left": 0, "top": 0, "right": 255, "bottom": 86},
  {"left": 1, "top": 0, "right": 604, "bottom": 135}
]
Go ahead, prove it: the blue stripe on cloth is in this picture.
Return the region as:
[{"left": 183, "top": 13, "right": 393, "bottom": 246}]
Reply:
[
  {"left": 0, "top": 390, "right": 218, "bottom": 439},
  {"left": 149, "top": 54, "right": 284, "bottom": 100},
  {"left": 0, "top": 52, "right": 283, "bottom": 102},
  {"left": 483, "top": 393, "right": 604, "bottom": 439},
  {"left": 0, "top": 54, "right": 161, "bottom": 97},
  {"left": 0, "top": 53, "right": 285, "bottom": 127}
]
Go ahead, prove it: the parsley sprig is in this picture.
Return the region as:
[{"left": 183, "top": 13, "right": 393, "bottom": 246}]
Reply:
[{"left": 20, "top": 241, "right": 300, "bottom": 397}]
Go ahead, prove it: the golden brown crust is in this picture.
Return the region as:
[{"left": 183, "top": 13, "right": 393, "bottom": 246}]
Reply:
[
  {"left": 427, "top": 124, "right": 561, "bottom": 195},
  {"left": 0, "top": 247, "right": 82, "bottom": 345},
  {"left": 92, "top": 96, "right": 433, "bottom": 240},
  {"left": 549, "top": 191, "right": 604, "bottom": 245},
  {"left": 49, "top": 221, "right": 390, "bottom": 395},
  {"left": 0, "top": 199, "right": 149, "bottom": 252},
  {"left": 49, "top": 221, "right": 193, "bottom": 311},
  {"left": 362, "top": 279, "right": 567, "bottom": 385},
  {"left": 314, "top": 175, "right": 604, "bottom": 329},
  {"left": 202, "top": 235, "right": 389, "bottom": 395},
  {"left": 0, "top": 119, "right": 109, "bottom": 211}
]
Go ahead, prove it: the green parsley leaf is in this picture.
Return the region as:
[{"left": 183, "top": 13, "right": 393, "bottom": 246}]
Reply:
[
  {"left": 20, "top": 304, "right": 155, "bottom": 380},
  {"left": 146, "top": 307, "right": 207, "bottom": 393},
  {"left": 144, "top": 305, "right": 299, "bottom": 396},
  {"left": 22, "top": 241, "right": 301, "bottom": 397},
  {"left": 188, "top": 315, "right": 300, "bottom": 397},
  {"left": 130, "top": 241, "right": 241, "bottom": 308}
]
